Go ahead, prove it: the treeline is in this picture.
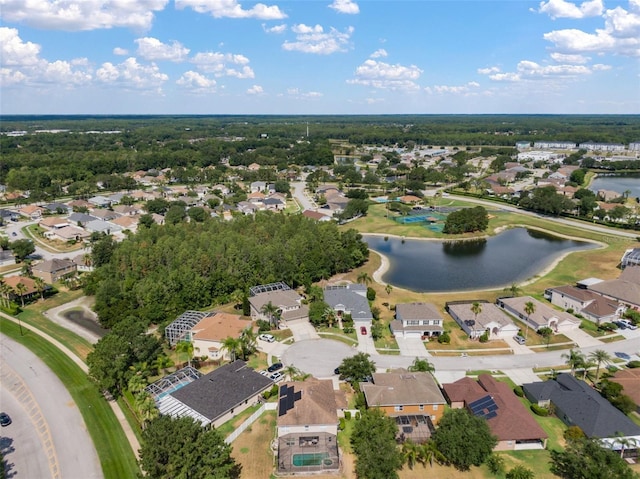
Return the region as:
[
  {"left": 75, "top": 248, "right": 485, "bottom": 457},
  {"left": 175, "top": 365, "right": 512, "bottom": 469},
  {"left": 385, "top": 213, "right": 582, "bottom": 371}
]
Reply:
[{"left": 86, "top": 212, "right": 369, "bottom": 329}]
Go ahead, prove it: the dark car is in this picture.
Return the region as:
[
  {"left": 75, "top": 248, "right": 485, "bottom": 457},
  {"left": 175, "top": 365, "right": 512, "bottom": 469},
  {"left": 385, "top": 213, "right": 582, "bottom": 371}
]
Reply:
[
  {"left": 334, "top": 367, "right": 340, "bottom": 375},
  {"left": 267, "top": 362, "right": 283, "bottom": 373},
  {"left": 360, "top": 326, "right": 367, "bottom": 335},
  {"left": 615, "top": 352, "right": 631, "bottom": 361},
  {"left": 0, "top": 413, "right": 11, "bottom": 427},
  {"left": 613, "top": 321, "right": 628, "bottom": 330}
]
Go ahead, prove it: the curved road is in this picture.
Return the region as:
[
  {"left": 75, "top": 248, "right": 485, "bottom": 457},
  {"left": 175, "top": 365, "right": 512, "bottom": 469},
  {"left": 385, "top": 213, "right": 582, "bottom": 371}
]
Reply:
[{"left": 0, "top": 334, "right": 103, "bottom": 479}]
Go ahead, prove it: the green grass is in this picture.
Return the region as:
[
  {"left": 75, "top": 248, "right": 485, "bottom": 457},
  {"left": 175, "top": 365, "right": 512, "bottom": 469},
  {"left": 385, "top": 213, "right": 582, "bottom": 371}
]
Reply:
[
  {"left": 1, "top": 318, "right": 139, "bottom": 479},
  {"left": 215, "top": 403, "right": 262, "bottom": 438}
]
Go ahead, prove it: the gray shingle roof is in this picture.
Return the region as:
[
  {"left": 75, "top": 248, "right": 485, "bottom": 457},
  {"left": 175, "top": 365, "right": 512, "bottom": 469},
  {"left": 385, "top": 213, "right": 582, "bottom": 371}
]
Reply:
[
  {"left": 170, "top": 360, "right": 273, "bottom": 423},
  {"left": 324, "top": 284, "right": 372, "bottom": 321},
  {"left": 523, "top": 374, "right": 640, "bottom": 438}
]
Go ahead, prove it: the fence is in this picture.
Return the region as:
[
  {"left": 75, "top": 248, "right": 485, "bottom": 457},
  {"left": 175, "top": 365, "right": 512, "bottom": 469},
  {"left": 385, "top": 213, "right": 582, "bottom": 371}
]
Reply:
[{"left": 225, "top": 402, "right": 277, "bottom": 444}]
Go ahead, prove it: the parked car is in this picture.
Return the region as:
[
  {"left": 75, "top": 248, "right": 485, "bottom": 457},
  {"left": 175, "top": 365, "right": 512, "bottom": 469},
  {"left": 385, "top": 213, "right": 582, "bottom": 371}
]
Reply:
[
  {"left": 513, "top": 335, "right": 526, "bottom": 345},
  {"left": 267, "top": 362, "right": 283, "bottom": 373},
  {"left": 334, "top": 367, "right": 340, "bottom": 375},
  {"left": 259, "top": 370, "right": 270, "bottom": 377},
  {"left": 270, "top": 372, "right": 284, "bottom": 382},
  {"left": 613, "top": 321, "right": 628, "bottom": 330},
  {"left": 360, "top": 326, "right": 367, "bottom": 335},
  {"left": 258, "top": 333, "right": 275, "bottom": 342},
  {"left": 620, "top": 320, "right": 638, "bottom": 330},
  {"left": 615, "top": 352, "right": 631, "bottom": 361},
  {"left": 0, "top": 413, "right": 11, "bottom": 427}
]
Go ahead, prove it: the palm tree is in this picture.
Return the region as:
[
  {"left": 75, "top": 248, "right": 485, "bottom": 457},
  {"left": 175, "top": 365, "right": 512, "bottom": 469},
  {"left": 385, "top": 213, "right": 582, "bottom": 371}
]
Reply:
[
  {"left": 221, "top": 336, "right": 240, "bottom": 362},
  {"left": 419, "top": 440, "right": 448, "bottom": 468},
  {"left": 0, "top": 278, "right": 10, "bottom": 308},
  {"left": 385, "top": 284, "right": 393, "bottom": 296},
  {"left": 408, "top": 357, "right": 435, "bottom": 373},
  {"left": 589, "top": 349, "right": 611, "bottom": 383},
  {"left": 503, "top": 283, "right": 522, "bottom": 297},
  {"left": 357, "top": 272, "right": 372, "bottom": 286},
  {"left": 471, "top": 302, "right": 482, "bottom": 324},
  {"left": 175, "top": 340, "right": 194, "bottom": 368},
  {"left": 152, "top": 355, "right": 173, "bottom": 375},
  {"left": 562, "top": 349, "right": 586, "bottom": 377},
  {"left": 524, "top": 301, "right": 535, "bottom": 340},
  {"left": 323, "top": 307, "right": 337, "bottom": 328},
  {"left": 305, "top": 285, "right": 323, "bottom": 302},
  {"left": 34, "top": 277, "right": 46, "bottom": 300},
  {"left": 402, "top": 440, "right": 420, "bottom": 470},
  {"left": 229, "top": 289, "right": 244, "bottom": 310},
  {"left": 614, "top": 433, "right": 638, "bottom": 459},
  {"left": 135, "top": 392, "right": 159, "bottom": 427},
  {"left": 261, "top": 301, "right": 280, "bottom": 329},
  {"left": 21, "top": 261, "right": 33, "bottom": 278},
  {"left": 15, "top": 282, "right": 27, "bottom": 307},
  {"left": 127, "top": 374, "right": 148, "bottom": 395},
  {"left": 239, "top": 328, "right": 257, "bottom": 360}
]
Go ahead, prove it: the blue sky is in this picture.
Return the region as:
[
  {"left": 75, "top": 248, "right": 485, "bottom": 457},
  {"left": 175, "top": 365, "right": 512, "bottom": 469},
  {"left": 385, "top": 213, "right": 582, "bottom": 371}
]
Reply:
[{"left": 1, "top": 0, "right": 638, "bottom": 115}]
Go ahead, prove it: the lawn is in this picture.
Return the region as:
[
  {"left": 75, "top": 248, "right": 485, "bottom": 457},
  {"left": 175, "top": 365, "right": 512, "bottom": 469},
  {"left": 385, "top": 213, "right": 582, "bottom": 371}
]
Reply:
[
  {"left": 1, "top": 318, "right": 139, "bottom": 479},
  {"left": 230, "top": 410, "right": 277, "bottom": 479}
]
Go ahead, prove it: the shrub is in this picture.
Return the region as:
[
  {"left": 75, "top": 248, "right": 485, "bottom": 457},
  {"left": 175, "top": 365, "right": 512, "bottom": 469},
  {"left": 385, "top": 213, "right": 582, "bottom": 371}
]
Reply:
[
  {"left": 355, "top": 411, "right": 361, "bottom": 420},
  {"left": 366, "top": 287, "right": 376, "bottom": 301},
  {"left": 479, "top": 331, "right": 489, "bottom": 343},
  {"left": 344, "top": 411, "right": 352, "bottom": 420},
  {"left": 438, "top": 332, "right": 451, "bottom": 344},
  {"left": 513, "top": 385, "right": 524, "bottom": 397},
  {"left": 530, "top": 404, "right": 549, "bottom": 416},
  {"left": 339, "top": 418, "right": 345, "bottom": 430},
  {"left": 627, "top": 360, "right": 640, "bottom": 369},
  {"left": 0, "top": 302, "right": 21, "bottom": 315},
  {"left": 343, "top": 327, "right": 354, "bottom": 334}
]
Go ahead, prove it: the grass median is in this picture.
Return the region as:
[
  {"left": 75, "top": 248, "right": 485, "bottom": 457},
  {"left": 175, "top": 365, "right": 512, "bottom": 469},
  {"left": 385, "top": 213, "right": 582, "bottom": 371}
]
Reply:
[{"left": 1, "top": 318, "right": 139, "bottom": 479}]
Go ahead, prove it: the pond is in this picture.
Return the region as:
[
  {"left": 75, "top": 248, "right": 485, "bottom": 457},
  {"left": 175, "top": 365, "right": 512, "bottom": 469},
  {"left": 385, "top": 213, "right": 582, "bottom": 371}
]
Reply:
[
  {"left": 364, "top": 228, "right": 598, "bottom": 292},
  {"left": 589, "top": 173, "right": 640, "bottom": 198},
  {"left": 61, "top": 309, "right": 108, "bottom": 338}
]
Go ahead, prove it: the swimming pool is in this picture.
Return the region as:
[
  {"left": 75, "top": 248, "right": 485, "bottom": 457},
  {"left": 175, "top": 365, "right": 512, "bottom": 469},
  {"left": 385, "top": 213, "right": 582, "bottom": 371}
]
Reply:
[{"left": 292, "top": 453, "right": 332, "bottom": 467}]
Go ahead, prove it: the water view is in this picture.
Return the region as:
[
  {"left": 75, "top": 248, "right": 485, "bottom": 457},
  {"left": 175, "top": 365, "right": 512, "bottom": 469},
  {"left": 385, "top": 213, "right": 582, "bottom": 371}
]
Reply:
[
  {"left": 364, "top": 228, "right": 597, "bottom": 292},
  {"left": 589, "top": 173, "right": 640, "bottom": 198}
]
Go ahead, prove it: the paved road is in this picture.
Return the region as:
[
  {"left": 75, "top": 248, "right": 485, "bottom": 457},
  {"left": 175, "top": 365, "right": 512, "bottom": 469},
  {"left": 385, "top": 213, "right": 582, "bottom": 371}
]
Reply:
[
  {"left": 290, "top": 180, "right": 316, "bottom": 212},
  {"left": 0, "top": 334, "right": 103, "bottom": 479}
]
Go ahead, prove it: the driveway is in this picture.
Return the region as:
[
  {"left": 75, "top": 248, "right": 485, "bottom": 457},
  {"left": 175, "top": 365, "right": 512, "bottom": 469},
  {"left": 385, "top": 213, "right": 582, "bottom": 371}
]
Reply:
[
  {"left": 502, "top": 368, "right": 542, "bottom": 385},
  {"left": 281, "top": 339, "right": 357, "bottom": 378},
  {"left": 0, "top": 334, "right": 103, "bottom": 479},
  {"left": 395, "top": 336, "right": 430, "bottom": 357},
  {"left": 562, "top": 327, "right": 603, "bottom": 348},
  {"left": 288, "top": 320, "right": 320, "bottom": 342},
  {"left": 503, "top": 335, "right": 535, "bottom": 355},
  {"left": 356, "top": 323, "right": 377, "bottom": 354}
]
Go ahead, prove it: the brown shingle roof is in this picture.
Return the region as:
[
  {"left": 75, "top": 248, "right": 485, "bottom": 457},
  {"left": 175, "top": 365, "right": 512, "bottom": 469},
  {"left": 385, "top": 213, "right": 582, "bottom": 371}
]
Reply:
[
  {"left": 610, "top": 369, "right": 640, "bottom": 407},
  {"left": 361, "top": 370, "right": 447, "bottom": 408},
  {"left": 277, "top": 379, "right": 338, "bottom": 427},
  {"left": 191, "top": 312, "right": 252, "bottom": 342}
]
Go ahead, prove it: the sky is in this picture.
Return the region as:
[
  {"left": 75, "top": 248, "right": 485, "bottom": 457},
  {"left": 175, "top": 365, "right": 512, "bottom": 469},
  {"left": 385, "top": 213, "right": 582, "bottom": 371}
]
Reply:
[{"left": 0, "top": 0, "right": 639, "bottom": 115}]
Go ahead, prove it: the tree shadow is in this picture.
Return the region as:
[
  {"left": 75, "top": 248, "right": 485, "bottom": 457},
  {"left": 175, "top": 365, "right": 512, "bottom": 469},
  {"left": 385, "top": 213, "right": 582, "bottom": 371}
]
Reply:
[{"left": 0, "top": 436, "right": 17, "bottom": 478}]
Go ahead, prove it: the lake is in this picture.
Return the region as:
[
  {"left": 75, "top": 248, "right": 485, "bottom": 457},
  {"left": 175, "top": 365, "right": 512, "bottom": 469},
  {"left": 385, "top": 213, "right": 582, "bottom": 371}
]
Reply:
[
  {"left": 589, "top": 173, "right": 640, "bottom": 198},
  {"left": 364, "top": 228, "right": 598, "bottom": 292}
]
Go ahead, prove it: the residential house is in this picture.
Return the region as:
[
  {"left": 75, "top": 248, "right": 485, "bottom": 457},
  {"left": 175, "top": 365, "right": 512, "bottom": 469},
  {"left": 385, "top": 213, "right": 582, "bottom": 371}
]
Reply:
[
  {"left": 3, "top": 276, "right": 39, "bottom": 302},
  {"left": 586, "top": 266, "right": 640, "bottom": 311},
  {"left": 44, "top": 225, "right": 90, "bottom": 243},
  {"left": 66, "top": 199, "right": 93, "bottom": 211},
  {"left": 39, "top": 217, "right": 70, "bottom": 230},
  {"left": 112, "top": 204, "right": 141, "bottom": 216},
  {"left": 248, "top": 283, "right": 308, "bottom": 325},
  {"left": 190, "top": 312, "right": 253, "bottom": 361},
  {"left": 42, "top": 202, "right": 71, "bottom": 215},
  {"left": 0, "top": 209, "right": 19, "bottom": 223},
  {"left": 496, "top": 296, "right": 580, "bottom": 333},
  {"left": 277, "top": 379, "right": 343, "bottom": 474},
  {"left": 544, "top": 285, "right": 622, "bottom": 324},
  {"left": 391, "top": 302, "right": 444, "bottom": 339},
  {"left": 443, "top": 374, "right": 548, "bottom": 451},
  {"left": 302, "top": 210, "right": 331, "bottom": 222},
  {"left": 109, "top": 215, "right": 139, "bottom": 232},
  {"left": 597, "top": 189, "right": 621, "bottom": 202},
  {"left": 18, "top": 205, "right": 44, "bottom": 220},
  {"left": 236, "top": 201, "right": 259, "bottom": 215},
  {"left": 32, "top": 258, "right": 77, "bottom": 283},
  {"left": 90, "top": 209, "right": 121, "bottom": 222},
  {"left": 610, "top": 369, "right": 640, "bottom": 414},
  {"left": 263, "top": 195, "right": 286, "bottom": 211},
  {"left": 211, "top": 184, "right": 230, "bottom": 196},
  {"left": 323, "top": 284, "right": 373, "bottom": 323},
  {"left": 446, "top": 301, "right": 519, "bottom": 340},
  {"left": 84, "top": 220, "right": 122, "bottom": 235},
  {"left": 107, "top": 192, "right": 125, "bottom": 204},
  {"left": 523, "top": 373, "right": 640, "bottom": 452},
  {"left": 361, "top": 370, "right": 446, "bottom": 443},
  {"left": 157, "top": 360, "right": 272, "bottom": 428},
  {"left": 72, "top": 254, "right": 94, "bottom": 273},
  {"left": 250, "top": 181, "right": 267, "bottom": 193},
  {"left": 67, "top": 212, "right": 98, "bottom": 226},
  {"left": 248, "top": 163, "right": 261, "bottom": 171},
  {"left": 87, "top": 195, "right": 111, "bottom": 208}
]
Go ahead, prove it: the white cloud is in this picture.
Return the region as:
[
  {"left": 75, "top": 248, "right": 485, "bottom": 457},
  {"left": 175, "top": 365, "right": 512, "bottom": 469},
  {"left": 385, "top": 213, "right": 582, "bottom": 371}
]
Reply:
[
  {"left": 537, "top": 0, "right": 603, "bottom": 19},
  {"left": 550, "top": 52, "right": 590, "bottom": 63},
  {"left": 477, "top": 66, "right": 500, "bottom": 74},
  {"left": 0, "top": 0, "right": 168, "bottom": 31},
  {"left": 329, "top": 0, "right": 359, "bottom": 15},
  {"left": 135, "top": 37, "right": 190, "bottom": 62},
  {"left": 592, "top": 63, "right": 612, "bottom": 70},
  {"left": 370, "top": 49, "right": 387, "bottom": 58},
  {"left": 175, "top": 0, "right": 287, "bottom": 20},
  {"left": 176, "top": 71, "right": 217, "bottom": 92},
  {"left": 0, "top": 27, "right": 92, "bottom": 86},
  {"left": 113, "top": 47, "right": 129, "bottom": 56},
  {"left": 247, "top": 84, "right": 264, "bottom": 94},
  {"left": 191, "top": 51, "right": 255, "bottom": 78},
  {"left": 283, "top": 24, "right": 353, "bottom": 54},
  {"left": 347, "top": 58, "right": 422, "bottom": 91},
  {"left": 286, "top": 87, "right": 323, "bottom": 99},
  {"left": 96, "top": 57, "right": 168, "bottom": 90},
  {"left": 544, "top": 3, "right": 640, "bottom": 57},
  {"left": 263, "top": 23, "right": 287, "bottom": 34},
  {"left": 486, "top": 60, "right": 594, "bottom": 81},
  {"left": 426, "top": 82, "right": 480, "bottom": 95}
]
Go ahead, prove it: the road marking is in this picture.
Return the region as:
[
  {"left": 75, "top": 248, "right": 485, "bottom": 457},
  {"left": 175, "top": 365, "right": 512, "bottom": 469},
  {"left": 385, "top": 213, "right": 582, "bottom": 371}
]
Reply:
[{"left": 1, "top": 362, "right": 61, "bottom": 479}]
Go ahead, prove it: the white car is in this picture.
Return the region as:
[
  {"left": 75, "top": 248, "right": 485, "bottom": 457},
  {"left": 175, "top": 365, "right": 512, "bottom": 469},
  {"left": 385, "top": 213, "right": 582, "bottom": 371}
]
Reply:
[
  {"left": 620, "top": 320, "right": 638, "bottom": 330},
  {"left": 258, "top": 333, "right": 275, "bottom": 343},
  {"left": 270, "top": 372, "right": 284, "bottom": 382},
  {"left": 259, "top": 370, "right": 270, "bottom": 377}
]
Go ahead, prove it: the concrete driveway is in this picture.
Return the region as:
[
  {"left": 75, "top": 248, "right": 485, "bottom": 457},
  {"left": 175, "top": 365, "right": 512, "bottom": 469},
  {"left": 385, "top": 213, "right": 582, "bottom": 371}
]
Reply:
[
  {"left": 502, "top": 368, "right": 542, "bottom": 385},
  {"left": 288, "top": 320, "right": 320, "bottom": 341},
  {"left": 281, "top": 339, "right": 357, "bottom": 378},
  {"left": 562, "top": 327, "right": 603, "bottom": 348},
  {"left": 503, "top": 335, "right": 534, "bottom": 355},
  {"left": 356, "top": 324, "right": 377, "bottom": 354},
  {"left": 395, "top": 336, "right": 430, "bottom": 357}
]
